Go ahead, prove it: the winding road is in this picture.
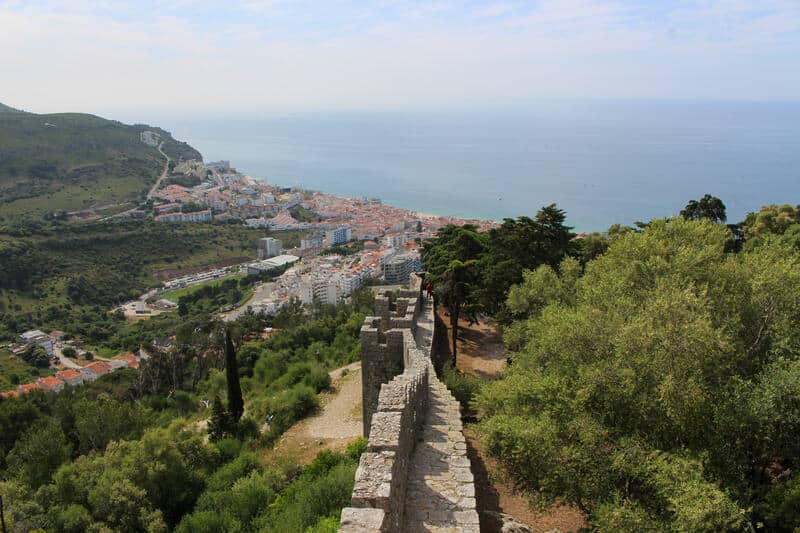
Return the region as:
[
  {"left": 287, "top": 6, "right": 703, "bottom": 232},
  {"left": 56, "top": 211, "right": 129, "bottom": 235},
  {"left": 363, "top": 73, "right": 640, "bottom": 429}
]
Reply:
[
  {"left": 146, "top": 141, "right": 171, "bottom": 200},
  {"left": 53, "top": 343, "right": 81, "bottom": 370}
]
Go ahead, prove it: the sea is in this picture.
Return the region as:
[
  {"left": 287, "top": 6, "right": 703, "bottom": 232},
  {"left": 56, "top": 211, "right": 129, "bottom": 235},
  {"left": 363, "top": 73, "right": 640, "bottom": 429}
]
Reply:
[{"left": 154, "top": 100, "right": 800, "bottom": 232}]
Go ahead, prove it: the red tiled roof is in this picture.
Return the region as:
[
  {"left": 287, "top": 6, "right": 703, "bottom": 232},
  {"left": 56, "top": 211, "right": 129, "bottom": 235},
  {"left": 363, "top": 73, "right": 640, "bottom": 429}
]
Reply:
[
  {"left": 85, "top": 361, "right": 112, "bottom": 375},
  {"left": 17, "top": 382, "right": 41, "bottom": 394},
  {"left": 1, "top": 390, "right": 20, "bottom": 399},
  {"left": 57, "top": 369, "right": 82, "bottom": 380},
  {"left": 37, "top": 376, "right": 64, "bottom": 389}
]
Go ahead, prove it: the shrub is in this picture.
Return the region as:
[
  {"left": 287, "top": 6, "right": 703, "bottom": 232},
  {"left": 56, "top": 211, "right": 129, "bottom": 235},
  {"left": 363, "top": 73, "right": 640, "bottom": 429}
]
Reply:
[
  {"left": 175, "top": 510, "right": 241, "bottom": 533},
  {"left": 263, "top": 385, "right": 318, "bottom": 443},
  {"left": 205, "top": 452, "right": 263, "bottom": 493},
  {"left": 441, "top": 361, "right": 482, "bottom": 413},
  {"left": 212, "top": 438, "right": 243, "bottom": 464},
  {"left": 61, "top": 346, "right": 76, "bottom": 357}
]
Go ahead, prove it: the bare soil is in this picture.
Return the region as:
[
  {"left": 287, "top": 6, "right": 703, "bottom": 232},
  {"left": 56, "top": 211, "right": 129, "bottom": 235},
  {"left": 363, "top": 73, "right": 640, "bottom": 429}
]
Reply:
[
  {"left": 438, "top": 308, "right": 588, "bottom": 532},
  {"left": 263, "top": 362, "right": 363, "bottom": 466}
]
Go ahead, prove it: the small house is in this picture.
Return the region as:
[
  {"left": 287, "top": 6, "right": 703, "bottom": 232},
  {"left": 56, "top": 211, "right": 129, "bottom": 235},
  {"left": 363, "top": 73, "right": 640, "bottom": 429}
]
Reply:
[
  {"left": 36, "top": 376, "right": 65, "bottom": 393},
  {"left": 56, "top": 369, "right": 84, "bottom": 387}
]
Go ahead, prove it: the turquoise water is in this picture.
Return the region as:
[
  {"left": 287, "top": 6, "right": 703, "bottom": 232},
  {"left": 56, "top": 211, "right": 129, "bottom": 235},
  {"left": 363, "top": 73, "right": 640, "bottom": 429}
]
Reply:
[{"left": 159, "top": 101, "right": 800, "bottom": 232}]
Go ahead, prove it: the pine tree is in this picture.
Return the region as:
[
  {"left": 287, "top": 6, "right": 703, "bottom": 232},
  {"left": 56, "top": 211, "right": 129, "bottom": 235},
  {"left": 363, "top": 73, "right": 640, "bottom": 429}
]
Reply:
[{"left": 224, "top": 329, "right": 244, "bottom": 421}]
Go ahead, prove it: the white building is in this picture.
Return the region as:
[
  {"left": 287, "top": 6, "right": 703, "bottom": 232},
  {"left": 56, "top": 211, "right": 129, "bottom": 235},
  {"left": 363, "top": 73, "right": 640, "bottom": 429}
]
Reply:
[
  {"left": 245, "top": 217, "right": 273, "bottom": 229},
  {"left": 79, "top": 367, "right": 98, "bottom": 383},
  {"left": 19, "top": 330, "right": 54, "bottom": 357},
  {"left": 313, "top": 280, "right": 340, "bottom": 305},
  {"left": 383, "top": 254, "right": 421, "bottom": 284},
  {"left": 246, "top": 254, "right": 300, "bottom": 276},
  {"left": 56, "top": 369, "right": 84, "bottom": 387},
  {"left": 154, "top": 210, "right": 213, "bottom": 223},
  {"left": 384, "top": 233, "right": 407, "bottom": 249},
  {"left": 257, "top": 237, "right": 283, "bottom": 259},
  {"left": 324, "top": 227, "right": 352, "bottom": 246}
]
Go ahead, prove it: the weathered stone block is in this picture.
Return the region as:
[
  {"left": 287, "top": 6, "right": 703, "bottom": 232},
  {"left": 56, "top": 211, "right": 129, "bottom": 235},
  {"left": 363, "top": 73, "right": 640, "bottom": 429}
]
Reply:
[
  {"left": 352, "top": 451, "right": 396, "bottom": 510},
  {"left": 339, "top": 507, "right": 387, "bottom": 532},
  {"left": 377, "top": 379, "right": 409, "bottom": 412},
  {"left": 368, "top": 411, "right": 403, "bottom": 451}
]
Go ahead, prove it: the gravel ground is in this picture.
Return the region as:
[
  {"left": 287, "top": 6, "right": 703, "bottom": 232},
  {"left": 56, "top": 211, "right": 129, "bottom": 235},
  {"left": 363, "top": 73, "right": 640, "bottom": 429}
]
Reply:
[{"left": 264, "top": 361, "right": 363, "bottom": 465}]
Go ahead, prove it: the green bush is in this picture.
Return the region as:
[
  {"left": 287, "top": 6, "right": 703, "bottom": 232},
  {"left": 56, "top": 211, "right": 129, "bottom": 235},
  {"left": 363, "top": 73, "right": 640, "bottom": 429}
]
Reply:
[
  {"left": 263, "top": 385, "right": 319, "bottom": 443},
  {"left": 441, "top": 361, "right": 482, "bottom": 413},
  {"left": 204, "top": 452, "right": 263, "bottom": 493},
  {"left": 256, "top": 459, "right": 357, "bottom": 532},
  {"left": 212, "top": 438, "right": 243, "bottom": 464},
  {"left": 175, "top": 510, "right": 241, "bottom": 533},
  {"left": 52, "top": 503, "right": 93, "bottom": 533},
  {"left": 61, "top": 346, "right": 76, "bottom": 357}
]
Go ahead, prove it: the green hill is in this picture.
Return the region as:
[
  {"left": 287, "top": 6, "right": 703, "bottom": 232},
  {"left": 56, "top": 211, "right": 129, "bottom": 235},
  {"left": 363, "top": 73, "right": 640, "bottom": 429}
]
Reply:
[
  {"left": 0, "top": 102, "right": 24, "bottom": 113},
  {"left": 0, "top": 103, "right": 202, "bottom": 217}
]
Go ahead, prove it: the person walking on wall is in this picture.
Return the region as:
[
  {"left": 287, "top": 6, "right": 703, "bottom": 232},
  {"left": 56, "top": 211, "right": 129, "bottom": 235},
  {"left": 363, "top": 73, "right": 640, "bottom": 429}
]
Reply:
[{"left": 425, "top": 282, "right": 434, "bottom": 301}]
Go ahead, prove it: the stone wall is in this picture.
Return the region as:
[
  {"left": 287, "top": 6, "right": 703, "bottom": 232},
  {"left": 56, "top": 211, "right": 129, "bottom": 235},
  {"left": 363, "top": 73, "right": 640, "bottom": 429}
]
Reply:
[
  {"left": 360, "top": 286, "right": 423, "bottom": 437},
  {"left": 345, "top": 330, "right": 429, "bottom": 531},
  {"left": 340, "top": 274, "right": 479, "bottom": 532}
]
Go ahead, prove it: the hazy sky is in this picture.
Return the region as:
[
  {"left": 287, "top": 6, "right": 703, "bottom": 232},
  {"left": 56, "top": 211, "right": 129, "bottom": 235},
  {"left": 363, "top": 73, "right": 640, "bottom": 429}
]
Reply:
[{"left": 2, "top": 0, "right": 799, "bottom": 116}]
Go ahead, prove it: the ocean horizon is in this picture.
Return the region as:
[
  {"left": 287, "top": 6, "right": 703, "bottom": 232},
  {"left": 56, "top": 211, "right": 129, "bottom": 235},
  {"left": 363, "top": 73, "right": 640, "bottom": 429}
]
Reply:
[{"left": 147, "top": 100, "right": 800, "bottom": 232}]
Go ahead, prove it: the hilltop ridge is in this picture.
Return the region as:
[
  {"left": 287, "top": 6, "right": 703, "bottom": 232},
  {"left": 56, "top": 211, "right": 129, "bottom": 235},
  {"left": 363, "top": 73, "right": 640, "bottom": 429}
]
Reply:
[
  {"left": 0, "top": 102, "right": 24, "bottom": 113},
  {"left": 0, "top": 102, "right": 201, "bottom": 217}
]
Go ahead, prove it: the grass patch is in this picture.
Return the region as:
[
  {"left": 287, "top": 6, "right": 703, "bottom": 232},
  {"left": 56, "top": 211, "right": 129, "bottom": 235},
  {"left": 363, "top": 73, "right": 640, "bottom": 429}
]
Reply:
[
  {"left": 161, "top": 274, "right": 247, "bottom": 304},
  {"left": 0, "top": 109, "right": 202, "bottom": 218},
  {"left": 0, "top": 348, "right": 55, "bottom": 391}
]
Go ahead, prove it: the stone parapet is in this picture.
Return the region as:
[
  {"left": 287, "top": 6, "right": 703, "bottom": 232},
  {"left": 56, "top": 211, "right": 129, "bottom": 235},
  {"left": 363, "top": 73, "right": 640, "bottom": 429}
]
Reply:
[{"left": 343, "top": 273, "right": 478, "bottom": 532}]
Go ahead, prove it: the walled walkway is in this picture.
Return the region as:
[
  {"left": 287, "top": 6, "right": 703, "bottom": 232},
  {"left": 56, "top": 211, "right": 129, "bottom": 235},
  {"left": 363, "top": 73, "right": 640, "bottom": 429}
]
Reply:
[
  {"left": 403, "top": 381, "right": 478, "bottom": 532},
  {"left": 403, "top": 300, "right": 479, "bottom": 532},
  {"left": 413, "top": 297, "right": 435, "bottom": 352},
  {"left": 341, "top": 280, "right": 479, "bottom": 532}
]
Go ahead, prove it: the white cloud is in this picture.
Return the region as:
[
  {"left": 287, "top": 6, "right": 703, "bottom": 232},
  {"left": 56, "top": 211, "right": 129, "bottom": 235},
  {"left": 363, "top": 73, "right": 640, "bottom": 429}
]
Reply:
[{"left": 0, "top": 0, "right": 798, "bottom": 116}]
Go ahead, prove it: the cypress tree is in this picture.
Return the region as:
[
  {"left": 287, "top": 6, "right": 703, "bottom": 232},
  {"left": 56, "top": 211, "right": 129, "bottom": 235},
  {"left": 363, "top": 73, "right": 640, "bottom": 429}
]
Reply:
[{"left": 225, "top": 329, "right": 244, "bottom": 421}]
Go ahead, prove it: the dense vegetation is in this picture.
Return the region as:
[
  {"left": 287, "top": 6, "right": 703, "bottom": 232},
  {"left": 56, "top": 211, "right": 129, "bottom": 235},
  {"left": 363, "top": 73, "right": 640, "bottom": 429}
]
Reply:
[
  {"left": 0, "top": 348, "right": 55, "bottom": 391},
  {"left": 0, "top": 104, "right": 200, "bottom": 216},
  {"left": 0, "top": 289, "right": 373, "bottom": 531},
  {"left": 0, "top": 219, "right": 302, "bottom": 345},
  {"left": 425, "top": 198, "right": 800, "bottom": 531},
  {"left": 321, "top": 240, "right": 365, "bottom": 256},
  {"left": 422, "top": 205, "right": 575, "bottom": 360},
  {"left": 288, "top": 205, "right": 321, "bottom": 222}
]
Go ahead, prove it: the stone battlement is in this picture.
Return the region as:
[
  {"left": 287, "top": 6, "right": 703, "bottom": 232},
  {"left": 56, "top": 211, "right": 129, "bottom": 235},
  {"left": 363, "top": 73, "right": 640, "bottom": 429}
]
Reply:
[{"left": 340, "top": 274, "right": 479, "bottom": 532}]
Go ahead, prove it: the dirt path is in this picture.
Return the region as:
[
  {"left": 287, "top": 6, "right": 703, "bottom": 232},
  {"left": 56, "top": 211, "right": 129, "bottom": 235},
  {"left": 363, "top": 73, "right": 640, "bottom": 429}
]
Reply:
[
  {"left": 263, "top": 362, "right": 363, "bottom": 466},
  {"left": 146, "top": 141, "right": 171, "bottom": 200},
  {"left": 437, "top": 307, "right": 588, "bottom": 532}
]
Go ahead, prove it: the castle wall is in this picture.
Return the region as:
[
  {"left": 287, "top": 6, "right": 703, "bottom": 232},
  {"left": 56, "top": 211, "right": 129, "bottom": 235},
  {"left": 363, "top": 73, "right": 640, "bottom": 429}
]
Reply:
[{"left": 341, "top": 273, "right": 479, "bottom": 532}]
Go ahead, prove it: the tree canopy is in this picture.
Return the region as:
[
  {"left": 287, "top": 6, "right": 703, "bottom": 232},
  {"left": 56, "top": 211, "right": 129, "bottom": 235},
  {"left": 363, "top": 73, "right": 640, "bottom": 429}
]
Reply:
[
  {"left": 477, "top": 217, "right": 800, "bottom": 530},
  {"left": 422, "top": 205, "right": 575, "bottom": 360},
  {"left": 422, "top": 224, "right": 486, "bottom": 361},
  {"left": 680, "top": 194, "right": 727, "bottom": 223}
]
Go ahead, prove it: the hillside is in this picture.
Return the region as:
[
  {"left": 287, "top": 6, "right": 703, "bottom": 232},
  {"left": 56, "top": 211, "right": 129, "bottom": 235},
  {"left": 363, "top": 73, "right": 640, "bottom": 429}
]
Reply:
[
  {"left": 0, "top": 103, "right": 201, "bottom": 217},
  {"left": 0, "top": 102, "right": 24, "bottom": 113}
]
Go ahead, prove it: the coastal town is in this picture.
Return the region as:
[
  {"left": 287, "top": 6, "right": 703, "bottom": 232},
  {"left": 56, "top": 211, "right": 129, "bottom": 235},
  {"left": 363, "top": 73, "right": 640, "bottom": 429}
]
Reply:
[
  {"left": 113, "top": 132, "right": 496, "bottom": 317},
  {"left": 2, "top": 134, "right": 497, "bottom": 397}
]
